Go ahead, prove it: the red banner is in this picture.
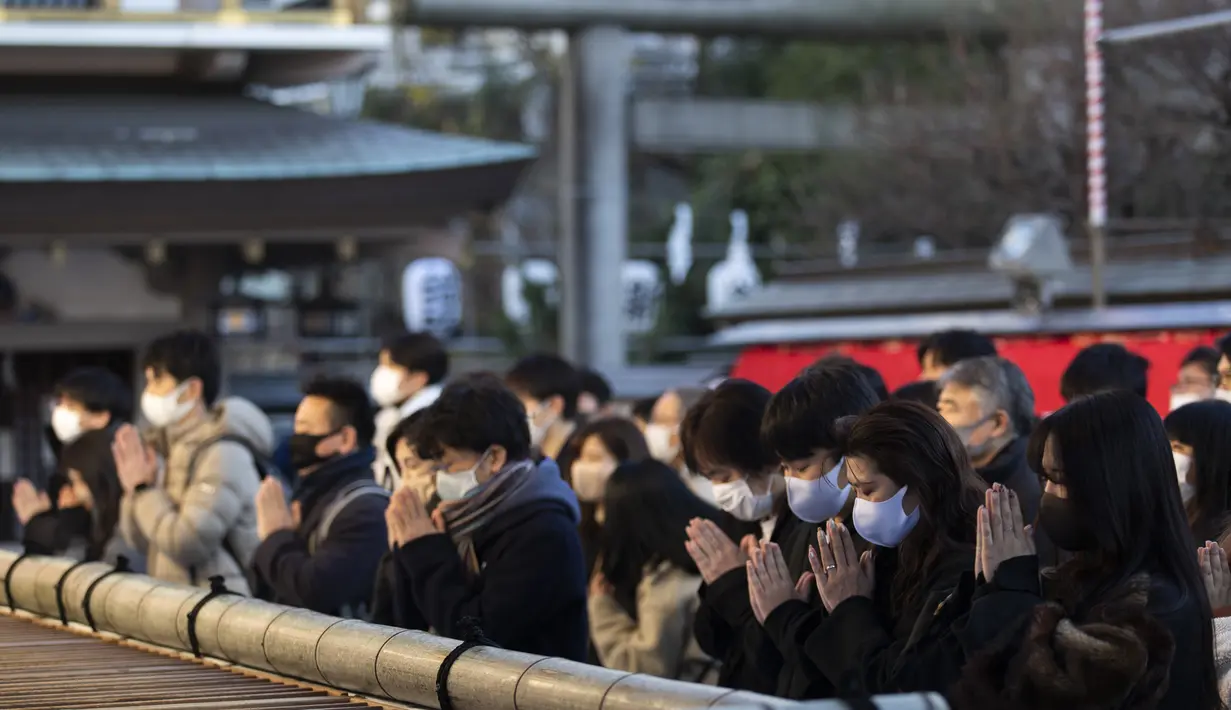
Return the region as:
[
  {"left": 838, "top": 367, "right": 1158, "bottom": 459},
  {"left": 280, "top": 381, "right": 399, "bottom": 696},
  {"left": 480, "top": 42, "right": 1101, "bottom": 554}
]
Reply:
[{"left": 730, "top": 330, "right": 1224, "bottom": 415}]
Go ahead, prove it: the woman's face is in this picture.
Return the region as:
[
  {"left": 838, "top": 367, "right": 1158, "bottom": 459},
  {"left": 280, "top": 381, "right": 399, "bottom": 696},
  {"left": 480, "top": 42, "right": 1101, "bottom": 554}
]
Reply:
[
  {"left": 845, "top": 455, "right": 919, "bottom": 514},
  {"left": 578, "top": 435, "right": 616, "bottom": 467},
  {"left": 64, "top": 468, "right": 93, "bottom": 510},
  {"left": 394, "top": 439, "right": 433, "bottom": 483},
  {"left": 1040, "top": 435, "right": 1070, "bottom": 499}
]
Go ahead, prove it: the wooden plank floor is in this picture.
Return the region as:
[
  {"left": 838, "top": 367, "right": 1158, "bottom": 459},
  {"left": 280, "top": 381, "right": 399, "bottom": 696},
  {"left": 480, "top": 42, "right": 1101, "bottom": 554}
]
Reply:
[{"left": 0, "top": 614, "right": 387, "bottom": 710}]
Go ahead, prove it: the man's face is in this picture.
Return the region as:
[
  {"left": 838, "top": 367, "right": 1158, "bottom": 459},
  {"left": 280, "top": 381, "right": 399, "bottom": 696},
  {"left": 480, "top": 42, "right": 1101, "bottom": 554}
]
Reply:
[
  {"left": 780, "top": 448, "right": 841, "bottom": 483},
  {"left": 378, "top": 350, "right": 423, "bottom": 400},
  {"left": 938, "top": 382, "right": 1008, "bottom": 461},
  {"left": 1219, "top": 355, "right": 1231, "bottom": 391},
  {"left": 435, "top": 444, "right": 507, "bottom": 487},
  {"left": 144, "top": 367, "right": 185, "bottom": 398},
  {"left": 937, "top": 382, "right": 984, "bottom": 431},
  {"left": 1176, "top": 362, "right": 1217, "bottom": 398},
  {"left": 919, "top": 351, "right": 948, "bottom": 381},
  {"left": 293, "top": 395, "right": 354, "bottom": 458}
]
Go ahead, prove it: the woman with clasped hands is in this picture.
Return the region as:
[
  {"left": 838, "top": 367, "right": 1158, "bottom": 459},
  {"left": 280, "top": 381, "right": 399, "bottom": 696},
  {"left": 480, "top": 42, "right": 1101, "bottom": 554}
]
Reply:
[
  {"left": 951, "top": 391, "right": 1220, "bottom": 710},
  {"left": 747, "top": 400, "right": 984, "bottom": 698}
]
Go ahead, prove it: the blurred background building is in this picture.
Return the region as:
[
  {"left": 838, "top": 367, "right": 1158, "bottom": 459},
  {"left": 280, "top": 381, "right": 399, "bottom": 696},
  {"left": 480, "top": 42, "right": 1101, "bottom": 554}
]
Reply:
[{"left": 7, "top": 0, "right": 1231, "bottom": 533}]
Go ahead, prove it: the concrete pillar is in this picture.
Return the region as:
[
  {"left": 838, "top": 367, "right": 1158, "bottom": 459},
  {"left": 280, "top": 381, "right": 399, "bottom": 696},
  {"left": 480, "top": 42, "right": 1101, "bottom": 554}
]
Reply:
[
  {"left": 556, "top": 41, "right": 582, "bottom": 363},
  {"left": 575, "top": 25, "right": 631, "bottom": 372}
]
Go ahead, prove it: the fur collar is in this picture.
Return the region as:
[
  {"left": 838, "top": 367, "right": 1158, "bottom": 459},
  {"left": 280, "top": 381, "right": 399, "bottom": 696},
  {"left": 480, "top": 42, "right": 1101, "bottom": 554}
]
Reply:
[{"left": 951, "top": 574, "right": 1175, "bottom": 710}]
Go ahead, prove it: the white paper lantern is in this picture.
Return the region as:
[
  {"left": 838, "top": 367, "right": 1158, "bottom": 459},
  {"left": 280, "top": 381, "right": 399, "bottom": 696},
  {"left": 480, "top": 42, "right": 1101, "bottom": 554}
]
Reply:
[
  {"left": 622, "top": 260, "right": 663, "bottom": 334},
  {"left": 402, "top": 257, "right": 462, "bottom": 337}
]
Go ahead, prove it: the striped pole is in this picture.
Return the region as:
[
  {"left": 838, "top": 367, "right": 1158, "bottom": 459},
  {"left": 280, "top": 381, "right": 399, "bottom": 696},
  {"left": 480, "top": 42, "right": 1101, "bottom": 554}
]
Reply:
[
  {"left": 1085, "top": 0, "right": 1108, "bottom": 308},
  {"left": 1085, "top": 0, "right": 1107, "bottom": 228}
]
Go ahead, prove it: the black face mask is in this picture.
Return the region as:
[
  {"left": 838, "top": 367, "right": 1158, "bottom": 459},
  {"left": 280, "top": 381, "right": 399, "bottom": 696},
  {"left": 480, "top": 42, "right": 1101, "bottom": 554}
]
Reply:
[
  {"left": 1038, "top": 492, "right": 1097, "bottom": 551},
  {"left": 289, "top": 432, "right": 338, "bottom": 472}
]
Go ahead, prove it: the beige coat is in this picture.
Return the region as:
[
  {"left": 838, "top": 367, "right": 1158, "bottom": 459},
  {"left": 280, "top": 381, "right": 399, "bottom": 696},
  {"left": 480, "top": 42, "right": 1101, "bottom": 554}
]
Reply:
[
  {"left": 119, "top": 397, "right": 273, "bottom": 594},
  {"left": 588, "top": 562, "right": 717, "bottom": 683}
]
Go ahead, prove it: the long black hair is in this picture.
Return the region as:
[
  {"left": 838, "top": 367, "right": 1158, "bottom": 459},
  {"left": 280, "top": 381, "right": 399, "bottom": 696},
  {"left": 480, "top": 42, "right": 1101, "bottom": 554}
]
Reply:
[
  {"left": 58, "top": 428, "right": 123, "bottom": 562},
  {"left": 833, "top": 400, "right": 986, "bottom": 618},
  {"left": 600, "top": 459, "right": 722, "bottom": 617},
  {"left": 1030, "top": 391, "right": 1218, "bottom": 706},
  {"left": 1164, "top": 399, "right": 1231, "bottom": 543}
]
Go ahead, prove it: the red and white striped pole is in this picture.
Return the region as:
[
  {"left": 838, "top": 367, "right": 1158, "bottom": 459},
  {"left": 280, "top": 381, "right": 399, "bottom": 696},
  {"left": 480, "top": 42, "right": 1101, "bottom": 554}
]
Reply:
[{"left": 1085, "top": 0, "right": 1108, "bottom": 308}]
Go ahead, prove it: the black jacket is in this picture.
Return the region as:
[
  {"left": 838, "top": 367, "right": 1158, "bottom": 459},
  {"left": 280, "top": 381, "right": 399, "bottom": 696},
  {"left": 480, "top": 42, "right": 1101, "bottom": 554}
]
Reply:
[
  {"left": 693, "top": 507, "right": 814, "bottom": 693},
  {"left": 791, "top": 544, "right": 975, "bottom": 698},
  {"left": 23, "top": 508, "right": 85, "bottom": 557},
  {"left": 383, "top": 495, "right": 588, "bottom": 661},
  {"left": 251, "top": 450, "right": 388, "bottom": 617},
  {"left": 977, "top": 437, "right": 1041, "bottom": 524},
  {"left": 760, "top": 524, "right": 873, "bottom": 700}
]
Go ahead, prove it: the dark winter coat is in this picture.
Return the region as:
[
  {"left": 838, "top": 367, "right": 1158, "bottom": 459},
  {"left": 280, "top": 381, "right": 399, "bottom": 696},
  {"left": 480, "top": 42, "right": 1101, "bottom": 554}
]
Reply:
[{"left": 251, "top": 449, "right": 388, "bottom": 617}]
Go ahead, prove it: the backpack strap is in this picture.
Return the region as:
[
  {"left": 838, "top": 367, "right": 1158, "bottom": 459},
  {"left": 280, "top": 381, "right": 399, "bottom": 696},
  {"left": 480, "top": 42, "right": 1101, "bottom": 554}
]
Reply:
[
  {"left": 185, "top": 433, "right": 275, "bottom": 488},
  {"left": 309, "top": 480, "right": 391, "bottom": 554}
]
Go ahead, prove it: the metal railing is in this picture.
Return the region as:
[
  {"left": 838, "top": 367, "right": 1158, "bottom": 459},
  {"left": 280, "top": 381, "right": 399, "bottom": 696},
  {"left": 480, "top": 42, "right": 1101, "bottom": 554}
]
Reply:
[
  {"left": 0, "top": 549, "right": 950, "bottom": 710},
  {"left": 0, "top": 0, "right": 362, "bottom": 25}
]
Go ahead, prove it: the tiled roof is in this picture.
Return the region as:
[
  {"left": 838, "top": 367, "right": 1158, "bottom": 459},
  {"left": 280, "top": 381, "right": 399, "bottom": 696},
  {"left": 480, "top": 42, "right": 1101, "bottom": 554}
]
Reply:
[
  {"left": 0, "top": 93, "right": 535, "bottom": 182},
  {"left": 711, "top": 257, "right": 1231, "bottom": 320}
]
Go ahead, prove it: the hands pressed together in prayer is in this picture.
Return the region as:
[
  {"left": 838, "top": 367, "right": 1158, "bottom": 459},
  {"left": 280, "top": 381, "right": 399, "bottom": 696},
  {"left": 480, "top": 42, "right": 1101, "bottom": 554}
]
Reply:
[
  {"left": 809, "top": 520, "right": 875, "bottom": 614},
  {"left": 746, "top": 541, "right": 814, "bottom": 624},
  {"left": 684, "top": 518, "right": 754, "bottom": 584},
  {"left": 256, "top": 477, "right": 296, "bottom": 541},
  {"left": 385, "top": 487, "right": 441, "bottom": 548},
  {"left": 1200, "top": 540, "right": 1231, "bottom": 610},
  {"left": 975, "top": 483, "right": 1035, "bottom": 582},
  {"left": 112, "top": 424, "right": 158, "bottom": 493},
  {"left": 11, "top": 479, "right": 50, "bottom": 526}
]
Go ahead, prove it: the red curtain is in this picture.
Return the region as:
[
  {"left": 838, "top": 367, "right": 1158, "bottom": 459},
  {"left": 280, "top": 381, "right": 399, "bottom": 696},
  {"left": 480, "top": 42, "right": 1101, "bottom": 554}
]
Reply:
[{"left": 730, "top": 330, "right": 1223, "bottom": 415}]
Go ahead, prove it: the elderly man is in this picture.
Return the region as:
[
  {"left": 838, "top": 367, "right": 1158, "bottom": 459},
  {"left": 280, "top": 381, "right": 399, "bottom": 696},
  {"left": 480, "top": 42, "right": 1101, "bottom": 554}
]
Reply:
[{"left": 938, "top": 356, "right": 1041, "bottom": 523}]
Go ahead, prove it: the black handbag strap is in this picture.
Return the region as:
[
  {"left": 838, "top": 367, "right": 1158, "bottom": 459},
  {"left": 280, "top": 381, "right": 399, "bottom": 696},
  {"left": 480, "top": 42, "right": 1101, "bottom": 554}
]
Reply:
[
  {"left": 3, "top": 551, "right": 30, "bottom": 611},
  {"left": 186, "top": 575, "right": 239, "bottom": 658},
  {"left": 54, "top": 559, "right": 93, "bottom": 625},
  {"left": 81, "top": 555, "right": 131, "bottom": 632},
  {"left": 435, "top": 617, "right": 500, "bottom": 710}
]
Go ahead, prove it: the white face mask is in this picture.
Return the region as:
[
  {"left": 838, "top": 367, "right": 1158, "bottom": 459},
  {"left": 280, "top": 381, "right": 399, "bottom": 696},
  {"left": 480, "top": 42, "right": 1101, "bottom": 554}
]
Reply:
[
  {"left": 1174, "top": 451, "right": 1195, "bottom": 503},
  {"left": 711, "top": 476, "right": 777, "bottom": 522},
  {"left": 1169, "top": 391, "right": 1203, "bottom": 413},
  {"left": 527, "top": 402, "right": 557, "bottom": 448},
  {"left": 51, "top": 406, "right": 84, "bottom": 444},
  {"left": 852, "top": 485, "right": 920, "bottom": 548},
  {"left": 436, "top": 449, "right": 490, "bottom": 502},
  {"left": 644, "top": 423, "right": 679, "bottom": 464},
  {"left": 141, "top": 382, "right": 194, "bottom": 428},
  {"left": 1217, "top": 388, "right": 1231, "bottom": 403},
  {"left": 571, "top": 461, "right": 615, "bottom": 503},
  {"left": 369, "top": 365, "right": 406, "bottom": 408},
  {"left": 785, "top": 458, "right": 851, "bottom": 524}
]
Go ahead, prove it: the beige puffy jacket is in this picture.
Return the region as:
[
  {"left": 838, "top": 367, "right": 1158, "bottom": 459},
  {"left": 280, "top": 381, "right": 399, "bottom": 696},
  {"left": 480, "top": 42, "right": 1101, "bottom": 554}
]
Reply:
[
  {"left": 588, "top": 562, "right": 718, "bottom": 683},
  {"left": 119, "top": 397, "right": 273, "bottom": 594}
]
